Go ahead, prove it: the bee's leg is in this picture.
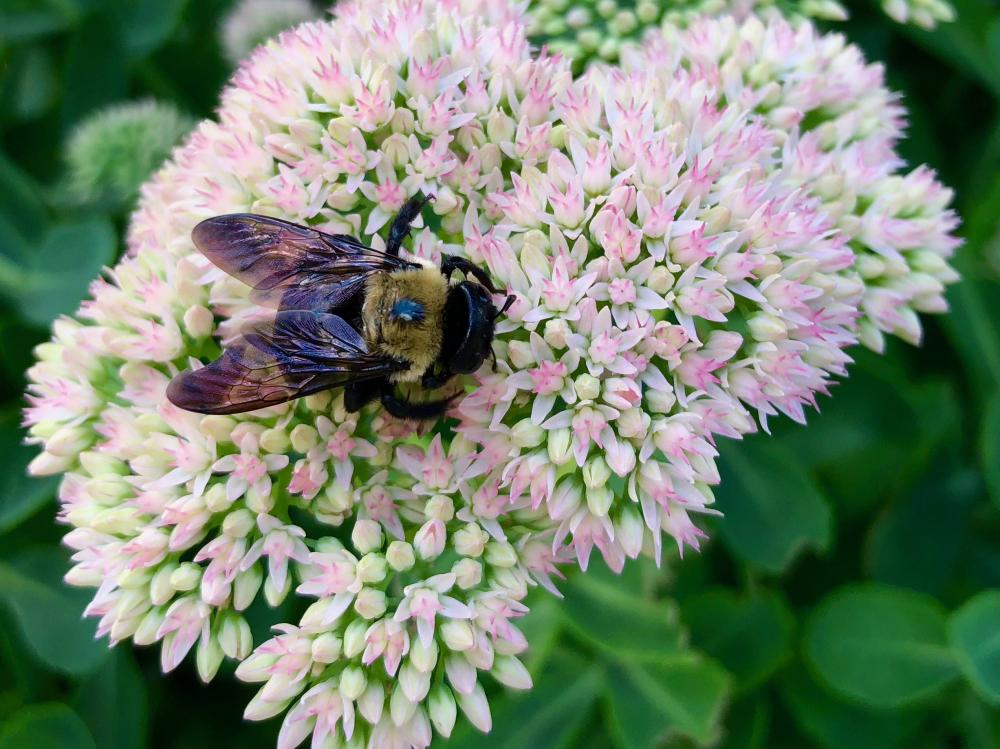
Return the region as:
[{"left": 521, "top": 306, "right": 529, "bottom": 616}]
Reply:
[
  {"left": 421, "top": 366, "right": 454, "bottom": 390},
  {"left": 345, "top": 379, "right": 383, "bottom": 413},
  {"left": 440, "top": 255, "right": 502, "bottom": 294},
  {"left": 387, "top": 193, "right": 434, "bottom": 256},
  {"left": 380, "top": 382, "right": 455, "bottom": 420}
]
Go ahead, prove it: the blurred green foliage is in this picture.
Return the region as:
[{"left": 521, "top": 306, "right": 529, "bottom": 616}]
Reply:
[{"left": 1, "top": 0, "right": 999, "bottom": 747}]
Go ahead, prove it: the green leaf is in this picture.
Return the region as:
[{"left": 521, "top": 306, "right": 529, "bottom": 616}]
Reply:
[
  {"left": 897, "top": 0, "right": 1000, "bottom": 97},
  {"left": 779, "top": 666, "right": 917, "bottom": 749},
  {"left": 941, "top": 277, "right": 1000, "bottom": 400},
  {"left": 948, "top": 591, "right": 1000, "bottom": 705},
  {"left": 0, "top": 411, "right": 58, "bottom": 532},
  {"left": 561, "top": 571, "right": 682, "bottom": 662},
  {"left": 445, "top": 651, "right": 602, "bottom": 749},
  {"left": 72, "top": 650, "right": 148, "bottom": 749},
  {"left": 0, "top": 546, "right": 110, "bottom": 676},
  {"left": 604, "top": 654, "right": 731, "bottom": 748},
  {"left": 0, "top": 153, "right": 49, "bottom": 249},
  {"left": 0, "top": 609, "right": 49, "bottom": 701},
  {"left": 866, "top": 465, "right": 978, "bottom": 595},
  {"left": 717, "top": 697, "right": 770, "bottom": 749},
  {"left": 517, "top": 593, "right": 563, "bottom": 674},
  {"left": 0, "top": 47, "right": 58, "bottom": 122},
  {"left": 714, "top": 437, "right": 832, "bottom": 573},
  {"left": 6, "top": 218, "right": 116, "bottom": 328},
  {"left": 120, "top": 0, "right": 189, "bottom": 58},
  {"left": 955, "top": 689, "right": 1000, "bottom": 749},
  {"left": 983, "top": 395, "right": 1000, "bottom": 509},
  {"left": 61, "top": 13, "right": 128, "bottom": 127},
  {"left": 682, "top": 589, "right": 794, "bottom": 692},
  {"left": 0, "top": 2, "right": 83, "bottom": 44},
  {"left": 805, "top": 584, "right": 958, "bottom": 708},
  {"left": 0, "top": 703, "right": 96, "bottom": 749}
]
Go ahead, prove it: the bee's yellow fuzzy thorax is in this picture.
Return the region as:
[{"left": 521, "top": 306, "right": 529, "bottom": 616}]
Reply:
[{"left": 362, "top": 264, "right": 448, "bottom": 382}]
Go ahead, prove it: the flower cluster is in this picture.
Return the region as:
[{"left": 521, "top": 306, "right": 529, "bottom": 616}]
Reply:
[
  {"left": 66, "top": 99, "right": 195, "bottom": 209},
  {"left": 628, "top": 18, "right": 961, "bottom": 352},
  {"left": 525, "top": 0, "right": 952, "bottom": 67},
  {"left": 221, "top": 0, "right": 321, "bottom": 63},
  {"left": 25, "top": 0, "right": 958, "bottom": 746}
]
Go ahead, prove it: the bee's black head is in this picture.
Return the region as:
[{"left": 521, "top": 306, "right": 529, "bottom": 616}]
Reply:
[{"left": 441, "top": 281, "right": 505, "bottom": 375}]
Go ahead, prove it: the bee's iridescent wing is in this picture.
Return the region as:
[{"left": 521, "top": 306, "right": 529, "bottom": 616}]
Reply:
[
  {"left": 166, "top": 311, "right": 400, "bottom": 415},
  {"left": 192, "top": 214, "right": 416, "bottom": 311}
]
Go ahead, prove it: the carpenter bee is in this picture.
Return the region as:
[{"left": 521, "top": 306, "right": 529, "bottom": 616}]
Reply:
[{"left": 166, "top": 195, "right": 514, "bottom": 419}]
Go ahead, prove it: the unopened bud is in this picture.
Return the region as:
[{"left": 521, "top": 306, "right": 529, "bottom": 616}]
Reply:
[
  {"left": 440, "top": 620, "right": 475, "bottom": 651},
  {"left": 453, "top": 523, "right": 488, "bottom": 557},
  {"left": 259, "top": 428, "right": 289, "bottom": 454},
  {"left": 233, "top": 564, "right": 262, "bottom": 610},
  {"left": 484, "top": 541, "right": 518, "bottom": 568},
  {"left": 354, "top": 588, "right": 387, "bottom": 619},
  {"left": 386, "top": 540, "right": 415, "bottom": 571},
  {"left": 219, "top": 614, "right": 253, "bottom": 660},
  {"left": 453, "top": 558, "right": 483, "bottom": 589},
  {"left": 586, "top": 485, "right": 615, "bottom": 516},
  {"left": 343, "top": 619, "right": 368, "bottom": 658},
  {"left": 170, "top": 563, "right": 201, "bottom": 592},
  {"left": 425, "top": 495, "right": 455, "bottom": 522},
  {"left": 352, "top": 518, "right": 383, "bottom": 554},
  {"left": 746, "top": 313, "right": 787, "bottom": 342},
  {"left": 357, "top": 553, "right": 387, "bottom": 584},
  {"left": 574, "top": 374, "right": 600, "bottom": 401},
  {"left": 340, "top": 666, "right": 367, "bottom": 701},
  {"left": 183, "top": 305, "right": 214, "bottom": 338},
  {"left": 511, "top": 419, "right": 544, "bottom": 448},
  {"left": 223, "top": 508, "right": 255, "bottom": 537},
  {"left": 196, "top": 635, "right": 224, "bottom": 683},
  {"left": 646, "top": 388, "right": 676, "bottom": 414},
  {"left": 428, "top": 685, "right": 458, "bottom": 737},
  {"left": 582, "top": 456, "right": 611, "bottom": 488},
  {"left": 311, "top": 633, "right": 342, "bottom": 663},
  {"left": 410, "top": 636, "right": 439, "bottom": 672},
  {"left": 290, "top": 424, "right": 318, "bottom": 452}
]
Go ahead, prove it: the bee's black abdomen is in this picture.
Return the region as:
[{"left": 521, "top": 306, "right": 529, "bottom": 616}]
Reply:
[{"left": 441, "top": 281, "right": 497, "bottom": 375}]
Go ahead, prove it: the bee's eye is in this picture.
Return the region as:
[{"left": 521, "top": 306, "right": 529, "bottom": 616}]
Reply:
[{"left": 390, "top": 298, "right": 425, "bottom": 323}]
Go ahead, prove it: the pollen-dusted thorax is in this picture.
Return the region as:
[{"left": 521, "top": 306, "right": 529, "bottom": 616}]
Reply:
[{"left": 362, "top": 264, "right": 449, "bottom": 382}]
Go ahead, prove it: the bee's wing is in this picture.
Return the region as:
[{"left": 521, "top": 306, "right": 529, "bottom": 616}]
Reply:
[
  {"left": 166, "top": 311, "right": 399, "bottom": 415},
  {"left": 192, "top": 214, "right": 416, "bottom": 311}
]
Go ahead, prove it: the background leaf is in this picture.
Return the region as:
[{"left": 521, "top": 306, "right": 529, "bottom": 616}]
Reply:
[
  {"left": 0, "top": 547, "right": 110, "bottom": 677},
  {"left": 948, "top": 590, "right": 1000, "bottom": 705},
  {"left": 560, "top": 564, "right": 683, "bottom": 662},
  {"left": 778, "top": 666, "right": 917, "bottom": 749},
  {"left": 0, "top": 411, "right": 57, "bottom": 532},
  {"left": 682, "top": 589, "right": 794, "bottom": 692},
  {"left": 0, "top": 703, "right": 96, "bottom": 749},
  {"left": 5, "top": 218, "right": 116, "bottom": 328},
  {"left": 865, "top": 463, "right": 978, "bottom": 594},
  {"left": 805, "top": 585, "right": 958, "bottom": 708},
  {"left": 604, "top": 654, "right": 731, "bottom": 748},
  {"left": 714, "top": 438, "right": 832, "bottom": 573},
  {"left": 72, "top": 651, "right": 148, "bottom": 749},
  {"left": 983, "top": 395, "right": 1000, "bottom": 509}
]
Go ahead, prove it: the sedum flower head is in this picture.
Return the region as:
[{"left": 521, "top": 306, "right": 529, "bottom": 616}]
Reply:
[
  {"left": 66, "top": 99, "right": 195, "bottom": 209},
  {"left": 26, "top": 0, "right": 958, "bottom": 746},
  {"left": 525, "top": 0, "right": 952, "bottom": 66},
  {"left": 628, "top": 17, "right": 961, "bottom": 352},
  {"left": 221, "top": 0, "right": 321, "bottom": 64}
]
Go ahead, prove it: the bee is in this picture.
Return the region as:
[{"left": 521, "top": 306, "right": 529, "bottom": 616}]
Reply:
[{"left": 166, "top": 195, "right": 514, "bottom": 419}]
